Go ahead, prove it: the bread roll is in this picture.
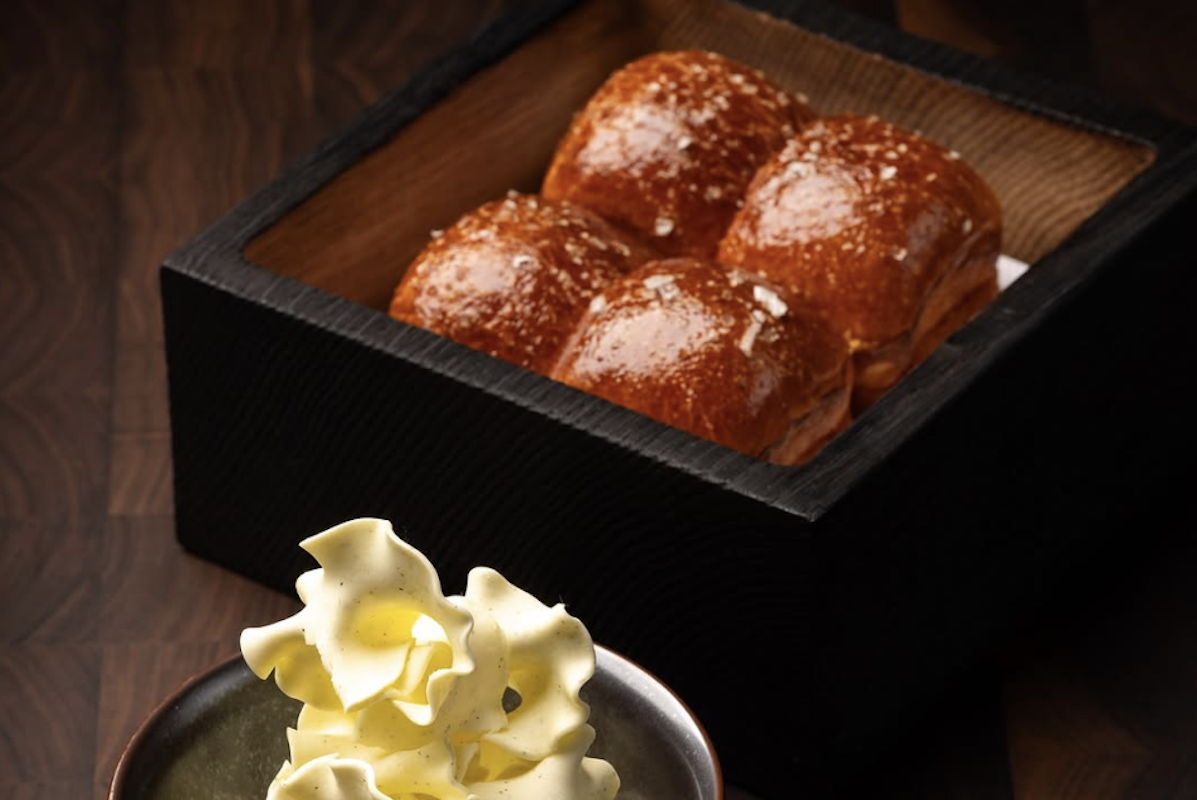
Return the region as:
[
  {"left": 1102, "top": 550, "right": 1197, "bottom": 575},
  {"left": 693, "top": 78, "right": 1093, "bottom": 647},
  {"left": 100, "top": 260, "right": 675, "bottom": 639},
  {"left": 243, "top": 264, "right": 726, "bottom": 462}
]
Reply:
[
  {"left": 542, "top": 50, "right": 815, "bottom": 259},
  {"left": 389, "top": 192, "right": 655, "bottom": 375},
  {"left": 551, "top": 258, "right": 852, "bottom": 465},
  {"left": 717, "top": 114, "right": 1002, "bottom": 412}
]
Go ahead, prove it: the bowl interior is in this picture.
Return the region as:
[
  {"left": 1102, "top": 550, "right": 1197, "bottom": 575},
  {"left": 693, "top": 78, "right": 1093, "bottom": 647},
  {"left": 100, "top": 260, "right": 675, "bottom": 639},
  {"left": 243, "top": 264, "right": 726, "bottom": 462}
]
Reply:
[{"left": 111, "top": 646, "right": 721, "bottom": 800}]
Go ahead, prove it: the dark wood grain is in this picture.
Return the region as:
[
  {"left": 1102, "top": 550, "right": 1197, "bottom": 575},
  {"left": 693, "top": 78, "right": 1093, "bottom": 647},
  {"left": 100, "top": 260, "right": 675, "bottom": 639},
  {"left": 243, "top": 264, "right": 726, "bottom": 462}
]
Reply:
[
  {"left": 0, "top": 644, "right": 100, "bottom": 781},
  {"left": 896, "top": 0, "right": 1197, "bottom": 128},
  {"left": 308, "top": 0, "right": 511, "bottom": 131},
  {"left": 0, "top": 520, "right": 100, "bottom": 641},
  {"left": 112, "top": 65, "right": 319, "bottom": 517},
  {"left": 121, "top": 0, "right": 311, "bottom": 68},
  {"left": 0, "top": 66, "right": 119, "bottom": 525},
  {"left": 1, "top": 2, "right": 1195, "bottom": 799},
  {"left": 96, "top": 516, "right": 300, "bottom": 643},
  {"left": 0, "top": 0, "right": 121, "bottom": 72}
]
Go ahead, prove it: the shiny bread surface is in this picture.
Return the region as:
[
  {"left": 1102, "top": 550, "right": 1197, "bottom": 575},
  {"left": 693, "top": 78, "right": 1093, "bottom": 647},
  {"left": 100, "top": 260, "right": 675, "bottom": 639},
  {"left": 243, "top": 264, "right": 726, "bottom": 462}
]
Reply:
[
  {"left": 717, "top": 114, "right": 1002, "bottom": 350},
  {"left": 389, "top": 192, "right": 655, "bottom": 375},
  {"left": 551, "top": 258, "right": 851, "bottom": 462},
  {"left": 543, "top": 50, "right": 815, "bottom": 259}
]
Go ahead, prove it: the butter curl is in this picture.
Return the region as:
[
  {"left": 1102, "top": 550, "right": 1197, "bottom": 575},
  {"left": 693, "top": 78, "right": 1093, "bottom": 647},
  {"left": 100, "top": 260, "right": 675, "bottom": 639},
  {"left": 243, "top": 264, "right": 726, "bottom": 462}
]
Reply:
[{"left": 241, "top": 518, "right": 619, "bottom": 800}]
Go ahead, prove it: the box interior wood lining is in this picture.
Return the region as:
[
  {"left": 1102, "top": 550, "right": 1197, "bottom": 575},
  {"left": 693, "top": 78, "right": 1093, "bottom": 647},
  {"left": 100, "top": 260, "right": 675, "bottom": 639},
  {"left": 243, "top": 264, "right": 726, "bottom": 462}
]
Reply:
[{"left": 245, "top": 0, "right": 1155, "bottom": 315}]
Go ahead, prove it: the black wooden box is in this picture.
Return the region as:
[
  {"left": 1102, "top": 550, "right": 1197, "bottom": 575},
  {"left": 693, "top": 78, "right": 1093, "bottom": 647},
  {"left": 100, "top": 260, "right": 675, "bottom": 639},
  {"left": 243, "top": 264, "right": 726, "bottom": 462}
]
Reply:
[{"left": 161, "top": 0, "right": 1197, "bottom": 795}]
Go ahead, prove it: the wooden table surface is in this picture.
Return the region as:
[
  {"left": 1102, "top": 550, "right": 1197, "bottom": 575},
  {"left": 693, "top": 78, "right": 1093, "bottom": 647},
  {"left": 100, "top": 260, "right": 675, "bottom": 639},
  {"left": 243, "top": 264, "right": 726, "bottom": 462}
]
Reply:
[{"left": 2, "top": 1, "right": 1195, "bottom": 799}]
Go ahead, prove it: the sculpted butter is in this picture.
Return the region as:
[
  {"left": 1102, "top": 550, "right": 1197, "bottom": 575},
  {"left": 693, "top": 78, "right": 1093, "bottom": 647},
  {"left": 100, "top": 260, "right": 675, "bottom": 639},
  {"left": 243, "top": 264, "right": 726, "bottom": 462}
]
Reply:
[{"left": 241, "top": 518, "right": 619, "bottom": 800}]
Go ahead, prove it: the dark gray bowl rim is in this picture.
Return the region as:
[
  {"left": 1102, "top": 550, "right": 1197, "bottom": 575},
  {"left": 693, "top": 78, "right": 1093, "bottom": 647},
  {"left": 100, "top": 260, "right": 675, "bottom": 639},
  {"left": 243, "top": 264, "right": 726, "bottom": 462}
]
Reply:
[{"left": 109, "top": 644, "right": 724, "bottom": 800}]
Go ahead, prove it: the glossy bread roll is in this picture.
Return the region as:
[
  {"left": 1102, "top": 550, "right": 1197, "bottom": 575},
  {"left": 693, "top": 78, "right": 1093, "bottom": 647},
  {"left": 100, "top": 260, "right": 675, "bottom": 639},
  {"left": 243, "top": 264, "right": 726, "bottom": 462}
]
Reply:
[
  {"left": 717, "top": 114, "right": 1002, "bottom": 411},
  {"left": 542, "top": 50, "right": 815, "bottom": 259},
  {"left": 389, "top": 192, "right": 655, "bottom": 375},
  {"left": 552, "top": 258, "right": 852, "bottom": 465}
]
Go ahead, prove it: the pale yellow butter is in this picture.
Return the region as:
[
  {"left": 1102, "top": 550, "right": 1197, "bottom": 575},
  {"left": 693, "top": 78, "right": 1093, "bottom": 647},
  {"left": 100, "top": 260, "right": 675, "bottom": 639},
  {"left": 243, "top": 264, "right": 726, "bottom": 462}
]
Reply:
[{"left": 240, "top": 518, "right": 619, "bottom": 800}]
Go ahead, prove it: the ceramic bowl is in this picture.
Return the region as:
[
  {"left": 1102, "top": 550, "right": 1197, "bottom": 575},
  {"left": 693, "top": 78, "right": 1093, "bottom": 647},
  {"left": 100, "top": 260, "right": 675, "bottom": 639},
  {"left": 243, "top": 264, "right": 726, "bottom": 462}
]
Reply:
[{"left": 110, "top": 645, "right": 722, "bottom": 800}]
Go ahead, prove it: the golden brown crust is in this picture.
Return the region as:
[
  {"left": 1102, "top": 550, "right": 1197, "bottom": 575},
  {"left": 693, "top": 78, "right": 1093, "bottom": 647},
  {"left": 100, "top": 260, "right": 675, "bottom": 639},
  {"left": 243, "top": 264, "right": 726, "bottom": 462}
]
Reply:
[
  {"left": 716, "top": 114, "right": 1002, "bottom": 409},
  {"left": 848, "top": 253, "right": 999, "bottom": 411},
  {"left": 551, "top": 258, "right": 851, "bottom": 463},
  {"left": 389, "top": 193, "right": 655, "bottom": 375},
  {"left": 542, "top": 50, "right": 815, "bottom": 260},
  {"left": 910, "top": 257, "right": 999, "bottom": 366},
  {"left": 762, "top": 384, "right": 853, "bottom": 465}
]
